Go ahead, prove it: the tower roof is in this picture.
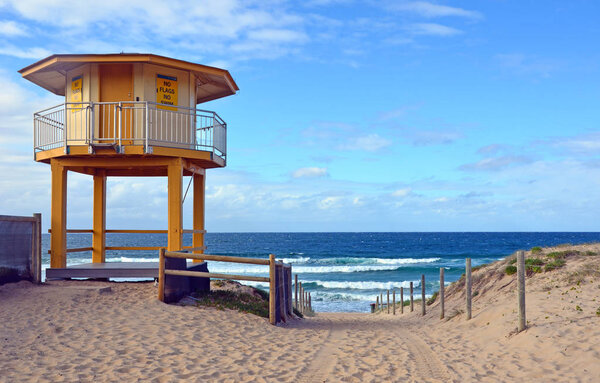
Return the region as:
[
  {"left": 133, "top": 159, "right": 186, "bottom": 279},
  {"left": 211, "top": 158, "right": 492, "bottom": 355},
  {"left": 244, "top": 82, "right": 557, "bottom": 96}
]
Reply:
[{"left": 19, "top": 53, "right": 239, "bottom": 103}]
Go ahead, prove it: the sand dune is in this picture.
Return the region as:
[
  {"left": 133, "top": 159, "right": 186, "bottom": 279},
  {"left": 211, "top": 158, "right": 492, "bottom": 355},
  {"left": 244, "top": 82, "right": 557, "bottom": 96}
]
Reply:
[{"left": 1, "top": 244, "right": 599, "bottom": 382}]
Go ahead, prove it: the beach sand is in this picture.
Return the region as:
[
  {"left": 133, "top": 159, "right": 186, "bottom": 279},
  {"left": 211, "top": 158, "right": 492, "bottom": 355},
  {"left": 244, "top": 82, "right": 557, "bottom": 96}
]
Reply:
[{"left": 1, "top": 243, "right": 599, "bottom": 382}]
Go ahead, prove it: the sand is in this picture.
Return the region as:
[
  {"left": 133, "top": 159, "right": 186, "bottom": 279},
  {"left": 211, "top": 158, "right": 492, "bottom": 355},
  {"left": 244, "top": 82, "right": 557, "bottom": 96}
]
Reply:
[{"left": 1, "top": 243, "right": 599, "bottom": 382}]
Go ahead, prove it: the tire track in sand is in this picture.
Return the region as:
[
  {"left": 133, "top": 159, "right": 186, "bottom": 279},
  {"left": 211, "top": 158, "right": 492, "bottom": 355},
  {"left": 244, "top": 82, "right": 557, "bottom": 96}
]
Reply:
[
  {"left": 296, "top": 317, "right": 343, "bottom": 383},
  {"left": 400, "top": 329, "right": 454, "bottom": 382}
]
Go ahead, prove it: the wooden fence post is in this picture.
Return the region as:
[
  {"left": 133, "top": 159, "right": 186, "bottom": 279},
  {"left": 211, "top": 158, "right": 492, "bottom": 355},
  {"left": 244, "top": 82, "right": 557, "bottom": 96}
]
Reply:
[
  {"left": 299, "top": 282, "right": 303, "bottom": 314},
  {"left": 421, "top": 274, "right": 426, "bottom": 316},
  {"left": 410, "top": 282, "right": 414, "bottom": 312},
  {"left": 393, "top": 289, "right": 396, "bottom": 315},
  {"left": 517, "top": 250, "right": 526, "bottom": 332},
  {"left": 376, "top": 295, "right": 379, "bottom": 311},
  {"left": 269, "top": 254, "right": 276, "bottom": 325},
  {"left": 309, "top": 292, "right": 312, "bottom": 312},
  {"left": 288, "top": 267, "right": 293, "bottom": 316},
  {"left": 33, "top": 213, "right": 42, "bottom": 284},
  {"left": 387, "top": 290, "right": 390, "bottom": 314},
  {"left": 440, "top": 267, "right": 445, "bottom": 320},
  {"left": 277, "top": 263, "right": 286, "bottom": 322},
  {"left": 380, "top": 293, "right": 383, "bottom": 311},
  {"left": 305, "top": 291, "right": 309, "bottom": 312},
  {"left": 295, "top": 274, "right": 299, "bottom": 310},
  {"left": 158, "top": 248, "right": 166, "bottom": 302},
  {"left": 466, "top": 257, "right": 472, "bottom": 321},
  {"left": 400, "top": 287, "right": 404, "bottom": 314}
]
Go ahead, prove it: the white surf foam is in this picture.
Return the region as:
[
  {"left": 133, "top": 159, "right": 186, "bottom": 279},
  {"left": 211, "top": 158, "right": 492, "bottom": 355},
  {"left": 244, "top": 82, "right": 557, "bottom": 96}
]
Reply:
[{"left": 306, "top": 280, "right": 420, "bottom": 290}]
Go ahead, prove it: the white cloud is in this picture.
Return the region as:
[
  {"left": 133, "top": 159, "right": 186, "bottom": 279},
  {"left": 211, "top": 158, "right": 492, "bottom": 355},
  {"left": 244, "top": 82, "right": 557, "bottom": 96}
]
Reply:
[
  {"left": 0, "top": 45, "right": 51, "bottom": 59},
  {"left": 407, "top": 23, "right": 462, "bottom": 36},
  {"left": 318, "top": 196, "right": 342, "bottom": 210},
  {"left": 292, "top": 167, "right": 328, "bottom": 178},
  {"left": 392, "top": 188, "right": 412, "bottom": 197},
  {"left": 0, "top": 20, "right": 28, "bottom": 36},
  {"left": 460, "top": 156, "right": 532, "bottom": 172},
  {"left": 340, "top": 134, "right": 392, "bottom": 151},
  {"left": 0, "top": 0, "right": 307, "bottom": 61},
  {"left": 410, "top": 130, "right": 463, "bottom": 146},
  {"left": 547, "top": 132, "right": 600, "bottom": 155},
  {"left": 391, "top": 2, "right": 482, "bottom": 19},
  {"left": 494, "top": 53, "right": 562, "bottom": 78}
]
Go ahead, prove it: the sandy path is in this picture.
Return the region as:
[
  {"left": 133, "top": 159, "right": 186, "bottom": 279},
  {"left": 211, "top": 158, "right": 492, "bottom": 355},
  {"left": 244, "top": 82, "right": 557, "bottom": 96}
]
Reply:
[
  {"left": 0, "top": 282, "right": 456, "bottom": 382},
  {"left": 400, "top": 330, "right": 452, "bottom": 382},
  {"left": 291, "top": 313, "right": 453, "bottom": 383},
  {"left": 4, "top": 243, "right": 599, "bottom": 383},
  {"left": 296, "top": 317, "right": 338, "bottom": 383}
]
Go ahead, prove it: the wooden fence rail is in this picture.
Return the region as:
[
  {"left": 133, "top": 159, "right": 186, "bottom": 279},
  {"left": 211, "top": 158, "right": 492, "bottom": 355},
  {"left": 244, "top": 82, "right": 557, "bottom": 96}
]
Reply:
[{"left": 158, "top": 250, "right": 293, "bottom": 325}]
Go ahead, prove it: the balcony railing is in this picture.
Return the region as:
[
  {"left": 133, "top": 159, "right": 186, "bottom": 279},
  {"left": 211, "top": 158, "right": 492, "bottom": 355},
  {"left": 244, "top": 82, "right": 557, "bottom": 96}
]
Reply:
[{"left": 33, "top": 101, "right": 227, "bottom": 162}]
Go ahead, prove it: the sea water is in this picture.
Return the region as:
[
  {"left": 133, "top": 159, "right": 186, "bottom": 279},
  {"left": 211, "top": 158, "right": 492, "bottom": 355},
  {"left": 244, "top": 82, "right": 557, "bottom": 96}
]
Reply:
[{"left": 41, "top": 232, "right": 600, "bottom": 312}]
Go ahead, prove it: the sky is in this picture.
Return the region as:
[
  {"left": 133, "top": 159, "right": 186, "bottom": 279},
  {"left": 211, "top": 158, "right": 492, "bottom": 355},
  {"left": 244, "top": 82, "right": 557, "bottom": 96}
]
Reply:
[{"left": 0, "top": 0, "right": 599, "bottom": 232}]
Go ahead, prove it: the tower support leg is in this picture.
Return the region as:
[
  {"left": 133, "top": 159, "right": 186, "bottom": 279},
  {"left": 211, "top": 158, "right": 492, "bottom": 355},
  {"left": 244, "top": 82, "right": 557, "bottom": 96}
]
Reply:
[
  {"left": 92, "top": 169, "right": 106, "bottom": 263},
  {"left": 50, "top": 159, "right": 67, "bottom": 268},
  {"left": 193, "top": 171, "right": 205, "bottom": 262},
  {"left": 167, "top": 158, "right": 183, "bottom": 252}
]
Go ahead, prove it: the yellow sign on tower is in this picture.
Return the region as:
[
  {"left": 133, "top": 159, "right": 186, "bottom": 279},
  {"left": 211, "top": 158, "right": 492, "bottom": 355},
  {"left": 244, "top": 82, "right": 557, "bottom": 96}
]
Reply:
[
  {"left": 156, "top": 74, "right": 178, "bottom": 110},
  {"left": 71, "top": 75, "right": 82, "bottom": 110}
]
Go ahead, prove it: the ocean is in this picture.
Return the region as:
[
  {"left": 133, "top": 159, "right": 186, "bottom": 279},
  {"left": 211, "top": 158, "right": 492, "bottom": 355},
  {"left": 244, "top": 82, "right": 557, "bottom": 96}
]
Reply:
[{"left": 41, "top": 232, "right": 600, "bottom": 312}]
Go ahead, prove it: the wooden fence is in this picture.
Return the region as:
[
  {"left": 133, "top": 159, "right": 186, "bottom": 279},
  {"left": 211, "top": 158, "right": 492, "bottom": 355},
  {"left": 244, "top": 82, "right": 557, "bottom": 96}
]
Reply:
[
  {"left": 0, "top": 214, "right": 42, "bottom": 284},
  {"left": 372, "top": 253, "right": 528, "bottom": 333},
  {"left": 158, "top": 250, "right": 293, "bottom": 325},
  {"left": 47, "top": 228, "right": 207, "bottom": 254}
]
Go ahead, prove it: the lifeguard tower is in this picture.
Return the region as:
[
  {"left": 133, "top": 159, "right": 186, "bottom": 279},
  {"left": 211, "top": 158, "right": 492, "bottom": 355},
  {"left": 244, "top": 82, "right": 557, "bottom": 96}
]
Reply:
[{"left": 19, "top": 53, "right": 238, "bottom": 279}]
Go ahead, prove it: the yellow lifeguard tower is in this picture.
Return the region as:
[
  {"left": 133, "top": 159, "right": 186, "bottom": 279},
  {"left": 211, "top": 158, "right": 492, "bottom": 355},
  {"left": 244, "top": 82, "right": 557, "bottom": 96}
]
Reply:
[{"left": 19, "top": 53, "right": 238, "bottom": 279}]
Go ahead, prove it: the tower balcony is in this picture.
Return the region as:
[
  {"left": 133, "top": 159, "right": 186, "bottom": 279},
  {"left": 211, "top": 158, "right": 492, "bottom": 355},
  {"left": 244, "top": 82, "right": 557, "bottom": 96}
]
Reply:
[{"left": 33, "top": 101, "right": 227, "bottom": 166}]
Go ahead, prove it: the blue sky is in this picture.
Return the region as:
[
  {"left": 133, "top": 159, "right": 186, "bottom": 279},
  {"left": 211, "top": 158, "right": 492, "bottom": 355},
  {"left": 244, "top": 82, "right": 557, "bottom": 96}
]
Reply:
[{"left": 0, "top": 0, "right": 599, "bottom": 232}]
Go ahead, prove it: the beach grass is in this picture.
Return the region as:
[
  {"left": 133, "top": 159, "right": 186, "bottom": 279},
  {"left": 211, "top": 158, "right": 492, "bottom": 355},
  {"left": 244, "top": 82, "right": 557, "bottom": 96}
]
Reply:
[{"left": 189, "top": 289, "right": 270, "bottom": 318}]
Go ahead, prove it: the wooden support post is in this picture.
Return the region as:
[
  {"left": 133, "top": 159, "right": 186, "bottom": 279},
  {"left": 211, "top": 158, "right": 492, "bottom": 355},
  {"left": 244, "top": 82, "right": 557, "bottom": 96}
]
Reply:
[
  {"left": 299, "top": 283, "right": 303, "bottom": 314},
  {"left": 380, "top": 293, "right": 383, "bottom": 311},
  {"left": 167, "top": 159, "right": 183, "bottom": 252},
  {"left": 32, "top": 213, "right": 42, "bottom": 283},
  {"left": 305, "top": 291, "right": 309, "bottom": 312},
  {"left": 410, "top": 282, "right": 414, "bottom": 312},
  {"left": 269, "top": 254, "right": 276, "bottom": 325},
  {"left": 393, "top": 289, "right": 396, "bottom": 315},
  {"left": 295, "top": 274, "right": 299, "bottom": 310},
  {"left": 192, "top": 172, "right": 205, "bottom": 263},
  {"left": 421, "top": 274, "right": 426, "bottom": 316},
  {"left": 92, "top": 169, "right": 106, "bottom": 263},
  {"left": 517, "top": 250, "right": 526, "bottom": 332},
  {"left": 387, "top": 290, "right": 390, "bottom": 314},
  {"left": 50, "top": 159, "right": 67, "bottom": 268},
  {"left": 286, "top": 267, "right": 292, "bottom": 316},
  {"left": 309, "top": 293, "right": 312, "bottom": 312},
  {"left": 440, "top": 267, "right": 445, "bottom": 320},
  {"left": 400, "top": 287, "right": 404, "bottom": 314},
  {"left": 376, "top": 295, "right": 379, "bottom": 311},
  {"left": 158, "top": 248, "right": 165, "bottom": 302},
  {"left": 277, "top": 263, "right": 286, "bottom": 322},
  {"left": 289, "top": 268, "right": 293, "bottom": 315},
  {"left": 466, "top": 257, "right": 472, "bottom": 321}
]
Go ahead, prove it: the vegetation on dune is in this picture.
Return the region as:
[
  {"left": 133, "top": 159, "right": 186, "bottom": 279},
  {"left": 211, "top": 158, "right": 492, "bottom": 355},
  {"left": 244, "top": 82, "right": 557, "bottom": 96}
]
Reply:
[
  {"left": 502, "top": 249, "right": 595, "bottom": 275},
  {"left": 525, "top": 258, "right": 545, "bottom": 266},
  {"left": 190, "top": 289, "right": 271, "bottom": 318},
  {"left": 471, "top": 263, "right": 489, "bottom": 272},
  {"left": 188, "top": 285, "right": 306, "bottom": 319},
  {"left": 427, "top": 291, "right": 439, "bottom": 305},
  {"left": 544, "top": 259, "right": 566, "bottom": 272},
  {"left": 531, "top": 246, "right": 543, "bottom": 254}
]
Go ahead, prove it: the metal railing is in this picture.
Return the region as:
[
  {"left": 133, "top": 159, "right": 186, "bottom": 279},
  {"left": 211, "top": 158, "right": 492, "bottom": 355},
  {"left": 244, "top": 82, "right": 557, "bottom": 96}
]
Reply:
[{"left": 33, "top": 101, "right": 227, "bottom": 162}]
